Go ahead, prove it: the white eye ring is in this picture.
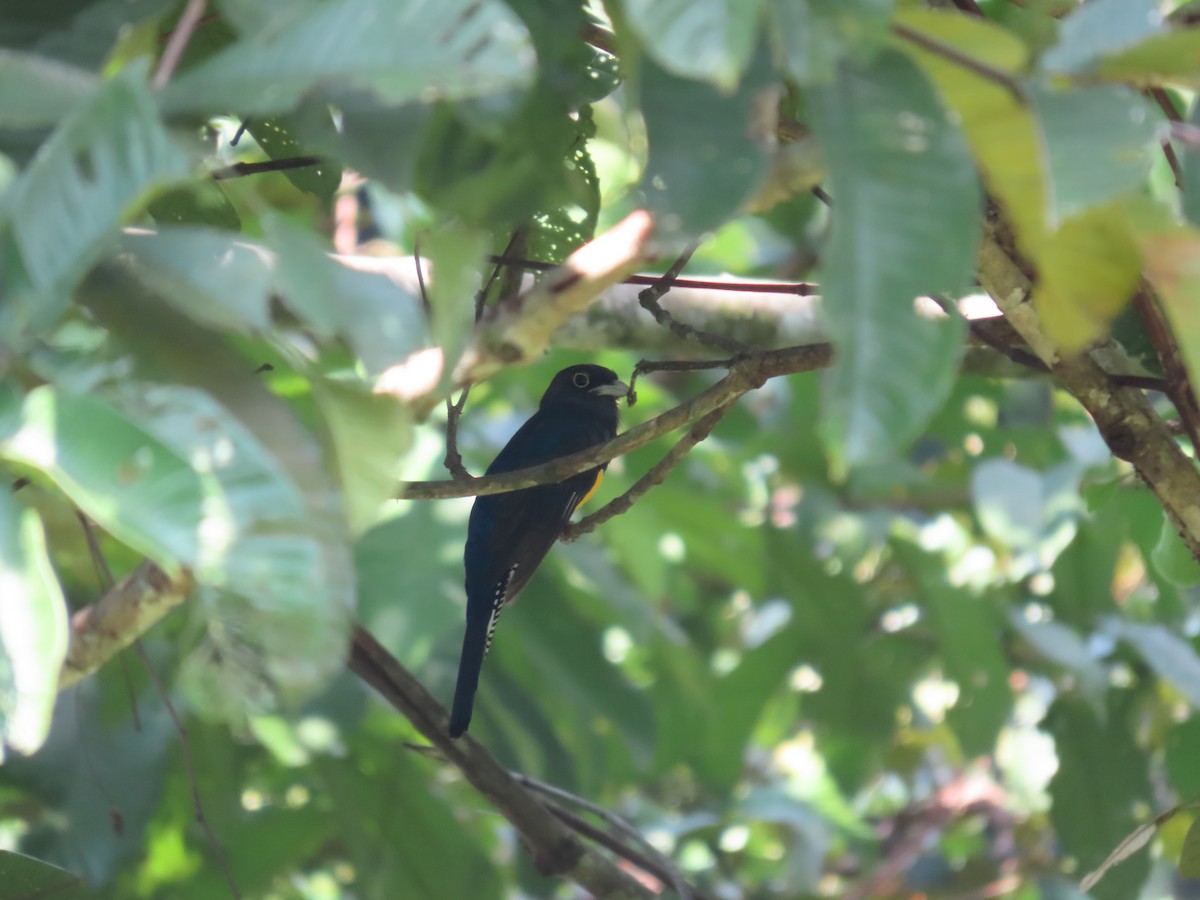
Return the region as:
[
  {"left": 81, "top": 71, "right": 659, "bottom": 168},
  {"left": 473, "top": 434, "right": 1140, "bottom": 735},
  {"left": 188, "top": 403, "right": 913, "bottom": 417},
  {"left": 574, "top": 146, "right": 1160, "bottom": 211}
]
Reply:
[{"left": 572, "top": 372, "right": 591, "bottom": 388}]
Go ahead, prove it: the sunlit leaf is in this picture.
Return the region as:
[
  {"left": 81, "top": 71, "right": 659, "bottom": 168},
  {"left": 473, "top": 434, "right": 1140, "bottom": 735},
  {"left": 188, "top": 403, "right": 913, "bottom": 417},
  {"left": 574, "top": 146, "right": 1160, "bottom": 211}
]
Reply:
[
  {"left": 0, "top": 491, "right": 68, "bottom": 758},
  {"left": 1042, "top": 0, "right": 1166, "bottom": 73}
]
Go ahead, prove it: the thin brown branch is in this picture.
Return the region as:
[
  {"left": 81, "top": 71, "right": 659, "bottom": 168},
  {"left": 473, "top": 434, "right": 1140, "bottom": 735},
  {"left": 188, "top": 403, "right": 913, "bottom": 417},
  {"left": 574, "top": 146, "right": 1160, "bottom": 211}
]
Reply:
[
  {"left": 346, "top": 626, "right": 654, "bottom": 898},
  {"left": 563, "top": 401, "right": 737, "bottom": 541},
  {"left": 1147, "top": 88, "right": 1183, "bottom": 187},
  {"left": 1131, "top": 287, "right": 1200, "bottom": 449},
  {"left": 637, "top": 244, "right": 750, "bottom": 354},
  {"left": 152, "top": 0, "right": 207, "bottom": 90},
  {"left": 892, "top": 22, "right": 1025, "bottom": 102},
  {"left": 485, "top": 254, "right": 820, "bottom": 295},
  {"left": 512, "top": 772, "right": 697, "bottom": 900},
  {"left": 947, "top": 0, "right": 985, "bottom": 16},
  {"left": 398, "top": 343, "right": 834, "bottom": 501},
  {"left": 210, "top": 156, "right": 324, "bottom": 180}
]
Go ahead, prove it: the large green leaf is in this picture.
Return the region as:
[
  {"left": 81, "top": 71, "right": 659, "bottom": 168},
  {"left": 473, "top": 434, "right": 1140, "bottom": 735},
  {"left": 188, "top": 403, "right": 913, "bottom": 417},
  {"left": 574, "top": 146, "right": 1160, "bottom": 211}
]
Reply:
[
  {"left": 1108, "top": 620, "right": 1200, "bottom": 708},
  {"left": 1095, "top": 28, "right": 1200, "bottom": 87},
  {"left": 242, "top": 106, "right": 343, "bottom": 201},
  {"left": 119, "top": 227, "right": 274, "bottom": 333},
  {"left": 264, "top": 215, "right": 427, "bottom": 375},
  {"left": 0, "top": 850, "right": 94, "bottom": 899},
  {"left": 809, "top": 48, "right": 977, "bottom": 472},
  {"left": 895, "top": 8, "right": 1044, "bottom": 253},
  {"left": 0, "top": 492, "right": 68, "bottom": 758},
  {"left": 0, "top": 383, "right": 353, "bottom": 706},
  {"left": 1048, "top": 697, "right": 1152, "bottom": 900},
  {"left": 638, "top": 55, "right": 775, "bottom": 242},
  {"left": 162, "top": 0, "right": 535, "bottom": 115},
  {"left": 1033, "top": 86, "right": 1158, "bottom": 223},
  {"left": 6, "top": 63, "right": 187, "bottom": 298},
  {"left": 623, "top": 0, "right": 765, "bottom": 90},
  {"left": 1041, "top": 0, "right": 1166, "bottom": 73},
  {"left": 768, "top": 0, "right": 893, "bottom": 82},
  {"left": 0, "top": 49, "right": 96, "bottom": 126}
]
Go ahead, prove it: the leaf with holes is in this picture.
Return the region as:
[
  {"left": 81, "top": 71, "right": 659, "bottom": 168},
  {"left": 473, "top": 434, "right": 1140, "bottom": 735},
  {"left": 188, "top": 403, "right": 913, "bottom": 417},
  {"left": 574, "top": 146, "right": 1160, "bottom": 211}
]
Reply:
[
  {"left": 6, "top": 63, "right": 187, "bottom": 302},
  {"left": 162, "top": 0, "right": 534, "bottom": 115}
]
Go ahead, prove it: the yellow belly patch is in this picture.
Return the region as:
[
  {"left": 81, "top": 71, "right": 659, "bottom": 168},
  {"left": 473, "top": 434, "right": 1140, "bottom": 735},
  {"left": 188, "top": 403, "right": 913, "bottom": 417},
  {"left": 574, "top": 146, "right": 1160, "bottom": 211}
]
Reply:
[{"left": 578, "top": 469, "right": 604, "bottom": 507}]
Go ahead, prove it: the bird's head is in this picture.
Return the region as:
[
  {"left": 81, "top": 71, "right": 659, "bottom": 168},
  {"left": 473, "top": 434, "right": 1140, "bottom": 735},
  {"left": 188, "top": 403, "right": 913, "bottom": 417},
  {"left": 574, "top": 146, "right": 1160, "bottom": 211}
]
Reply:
[{"left": 539, "top": 364, "right": 630, "bottom": 410}]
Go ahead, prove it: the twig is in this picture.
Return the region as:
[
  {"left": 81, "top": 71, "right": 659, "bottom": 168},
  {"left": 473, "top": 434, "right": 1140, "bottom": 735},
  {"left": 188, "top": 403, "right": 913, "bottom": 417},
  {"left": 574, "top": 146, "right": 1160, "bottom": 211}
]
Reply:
[
  {"left": 345, "top": 626, "right": 655, "bottom": 897},
  {"left": 892, "top": 22, "right": 1025, "bottom": 102},
  {"left": 210, "top": 156, "right": 324, "bottom": 180},
  {"left": 74, "top": 516, "right": 240, "bottom": 900},
  {"left": 485, "top": 255, "right": 819, "bottom": 295},
  {"left": 1147, "top": 87, "right": 1183, "bottom": 187},
  {"left": 563, "top": 401, "right": 737, "bottom": 541},
  {"left": 152, "top": 0, "right": 207, "bottom": 90},
  {"left": 511, "top": 772, "right": 697, "bottom": 900},
  {"left": 1131, "top": 286, "right": 1200, "bottom": 450},
  {"left": 398, "top": 342, "right": 834, "bottom": 501},
  {"left": 948, "top": 0, "right": 985, "bottom": 15},
  {"left": 637, "top": 244, "right": 750, "bottom": 355}
]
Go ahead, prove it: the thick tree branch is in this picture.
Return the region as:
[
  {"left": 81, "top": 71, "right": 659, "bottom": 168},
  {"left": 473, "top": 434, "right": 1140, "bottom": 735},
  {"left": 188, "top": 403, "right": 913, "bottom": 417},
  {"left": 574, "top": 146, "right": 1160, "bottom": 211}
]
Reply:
[
  {"left": 979, "top": 214, "right": 1200, "bottom": 560},
  {"left": 346, "top": 626, "right": 654, "bottom": 899},
  {"left": 58, "top": 561, "right": 194, "bottom": 691},
  {"left": 397, "top": 343, "right": 834, "bottom": 501}
]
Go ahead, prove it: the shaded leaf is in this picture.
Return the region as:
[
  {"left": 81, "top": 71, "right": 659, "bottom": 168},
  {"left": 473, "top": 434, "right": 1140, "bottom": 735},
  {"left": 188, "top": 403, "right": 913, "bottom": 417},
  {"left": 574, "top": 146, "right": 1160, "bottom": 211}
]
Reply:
[
  {"left": 0, "top": 49, "right": 96, "bottom": 127},
  {"left": 624, "top": 0, "right": 765, "bottom": 90},
  {"left": 809, "top": 48, "right": 978, "bottom": 471},
  {"left": 0, "top": 850, "right": 94, "bottom": 899},
  {"left": 163, "top": 0, "right": 535, "bottom": 115},
  {"left": 1108, "top": 620, "right": 1200, "bottom": 708},
  {"left": 638, "top": 55, "right": 775, "bottom": 243},
  {"left": 768, "top": 0, "right": 893, "bottom": 83},
  {"left": 243, "top": 107, "right": 342, "bottom": 201}
]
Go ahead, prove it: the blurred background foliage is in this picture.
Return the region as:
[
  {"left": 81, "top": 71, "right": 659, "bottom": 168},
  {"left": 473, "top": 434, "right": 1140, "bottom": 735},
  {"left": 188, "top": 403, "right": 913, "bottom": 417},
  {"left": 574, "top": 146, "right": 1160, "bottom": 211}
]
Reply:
[{"left": 4, "top": 0, "right": 1200, "bottom": 898}]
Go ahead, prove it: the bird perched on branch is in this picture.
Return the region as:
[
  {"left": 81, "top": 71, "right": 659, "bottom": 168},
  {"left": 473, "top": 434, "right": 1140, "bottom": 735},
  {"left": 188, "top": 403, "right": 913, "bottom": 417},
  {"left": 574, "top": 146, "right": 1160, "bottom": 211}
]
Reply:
[{"left": 449, "top": 364, "right": 629, "bottom": 738}]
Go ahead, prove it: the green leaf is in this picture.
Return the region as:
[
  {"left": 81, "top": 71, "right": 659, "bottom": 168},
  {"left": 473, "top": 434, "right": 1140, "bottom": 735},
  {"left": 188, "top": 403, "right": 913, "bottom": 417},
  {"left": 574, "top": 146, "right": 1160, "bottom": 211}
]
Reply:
[
  {"left": 1137, "top": 223, "right": 1200, "bottom": 394},
  {"left": 0, "top": 492, "right": 68, "bottom": 758},
  {"left": 311, "top": 379, "right": 411, "bottom": 534},
  {"left": 242, "top": 107, "right": 343, "bottom": 201},
  {"left": 1108, "top": 620, "right": 1200, "bottom": 708},
  {"left": 1008, "top": 611, "right": 1107, "bottom": 712},
  {"left": 1165, "top": 717, "right": 1200, "bottom": 800},
  {"left": 1041, "top": 0, "right": 1166, "bottom": 73},
  {"left": 809, "top": 48, "right": 978, "bottom": 471},
  {"left": 896, "top": 8, "right": 1044, "bottom": 253},
  {"left": 0, "top": 50, "right": 96, "bottom": 127},
  {"left": 1151, "top": 516, "right": 1200, "bottom": 587},
  {"left": 264, "top": 215, "right": 427, "bottom": 375},
  {"left": 0, "top": 383, "right": 353, "bottom": 707},
  {"left": 7, "top": 63, "right": 187, "bottom": 297},
  {"left": 1034, "top": 86, "right": 1158, "bottom": 222},
  {"left": 638, "top": 55, "right": 775, "bottom": 242},
  {"left": 1095, "top": 28, "right": 1200, "bottom": 87},
  {"left": 421, "top": 223, "right": 488, "bottom": 376},
  {"left": 901, "top": 544, "right": 1011, "bottom": 756},
  {"left": 119, "top": 228, "right": 274, "bottom": 333},
  {"left": 623, "top": 0, "right": 765, "bottom": 90},
  {"left": 319, "top": 748, "right": 503, "bottom": 900},
  {"left": 147, "top": 182, "right": 242, "bottom": 230},
  {"left": 1185, "top": 95, "right": 1200, "bottom": 229},
  {"left": 1048, "top": 697, "right": 1152, "bottom": 900},
  {"left": 162, "top": 0, "right": 535, "bottom": 115},
  {"left": 768, "top": 0, "right": 893, "bottom": 83},
  {"left": 0, "top": 851, "right": 94, "bottom": 899},
  {"left": 1032, "top": 202, "right": 1144, "bottom": 352},
  {"left": 1181, "top": 816, "right": 1200, "bottom": 878},
  {"left": 970, "top": 459, "right": 1082, "bottom": 571}
]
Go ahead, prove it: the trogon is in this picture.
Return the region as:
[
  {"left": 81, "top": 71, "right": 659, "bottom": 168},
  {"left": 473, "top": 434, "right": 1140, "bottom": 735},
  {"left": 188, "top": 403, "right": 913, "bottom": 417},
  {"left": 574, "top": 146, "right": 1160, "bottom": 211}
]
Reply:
[{"left": 449, "top": 364, "right": 629, "bottom": 737}]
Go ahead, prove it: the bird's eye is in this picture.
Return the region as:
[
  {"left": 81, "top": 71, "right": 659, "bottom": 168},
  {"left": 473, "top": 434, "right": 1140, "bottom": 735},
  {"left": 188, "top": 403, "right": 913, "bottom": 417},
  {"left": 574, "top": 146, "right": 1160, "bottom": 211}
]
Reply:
[{"left": 572, "top": 372, "right": 591, "bottom": 388}]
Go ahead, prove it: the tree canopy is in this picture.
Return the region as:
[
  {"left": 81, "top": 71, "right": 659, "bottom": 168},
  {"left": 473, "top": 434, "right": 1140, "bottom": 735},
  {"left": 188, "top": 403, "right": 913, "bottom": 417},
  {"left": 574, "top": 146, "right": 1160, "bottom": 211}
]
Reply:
[{"left": 5, "top": 0, "right": 1200, "bottom": 898}]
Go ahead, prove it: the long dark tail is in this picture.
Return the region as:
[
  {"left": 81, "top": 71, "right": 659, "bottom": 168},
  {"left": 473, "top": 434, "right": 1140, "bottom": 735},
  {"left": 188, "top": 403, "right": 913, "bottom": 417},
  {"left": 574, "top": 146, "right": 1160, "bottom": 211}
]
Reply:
[{"left": 449, "top": 614, "right": 489, "bottom": 737}]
